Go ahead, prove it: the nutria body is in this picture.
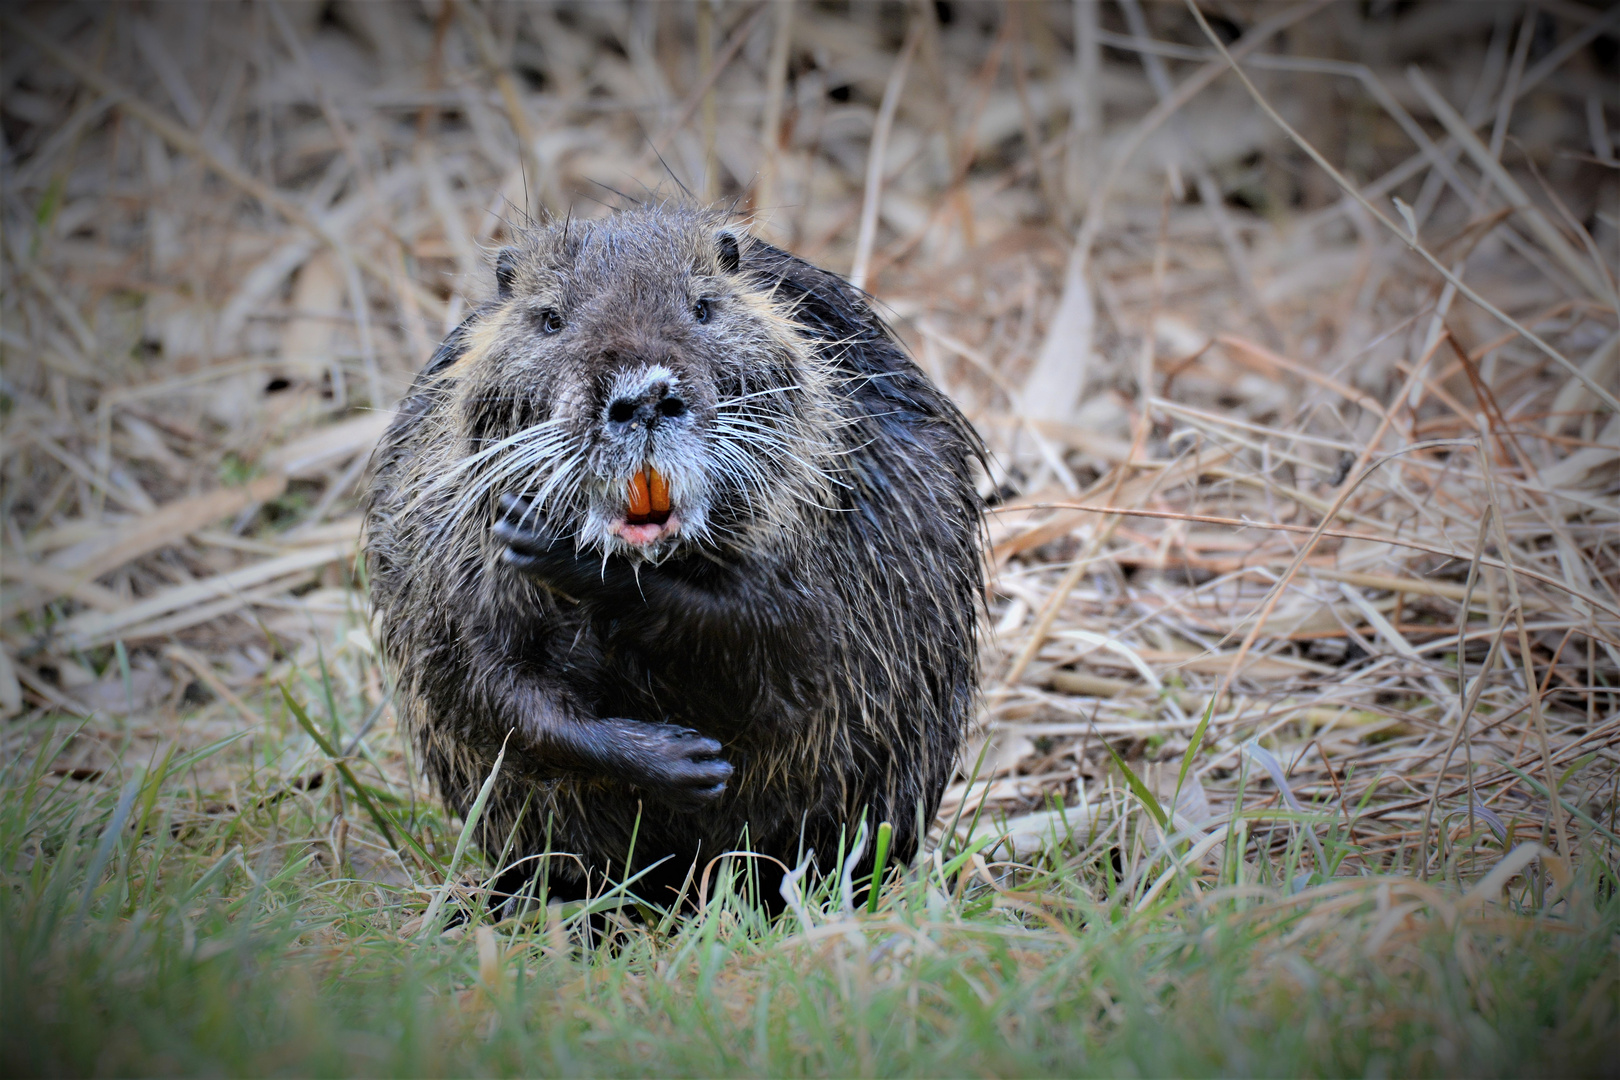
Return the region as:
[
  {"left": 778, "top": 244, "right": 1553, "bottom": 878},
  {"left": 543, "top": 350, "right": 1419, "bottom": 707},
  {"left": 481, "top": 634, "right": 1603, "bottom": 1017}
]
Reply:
[{"left": 363, "top": 205, "right": 983, "bottom": 909}]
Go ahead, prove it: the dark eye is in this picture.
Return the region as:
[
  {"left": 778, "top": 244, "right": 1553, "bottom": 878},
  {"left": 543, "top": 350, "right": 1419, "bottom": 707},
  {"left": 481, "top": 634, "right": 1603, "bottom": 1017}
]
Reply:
[
  {"left": 540, "top": 308, "right": 564, "bottom": 334},
  {"left": 692, "top": 298, "right": 712, "bottom": 324}
]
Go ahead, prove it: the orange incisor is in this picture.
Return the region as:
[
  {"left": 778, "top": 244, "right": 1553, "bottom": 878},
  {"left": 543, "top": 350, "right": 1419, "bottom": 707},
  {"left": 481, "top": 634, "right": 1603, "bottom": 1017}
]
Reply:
[
  {"left": 627, "top": 468, "right": 671, "bottom": 518},
  {"left": 648, "top": 467, "right": 670, "bottom": 513}
]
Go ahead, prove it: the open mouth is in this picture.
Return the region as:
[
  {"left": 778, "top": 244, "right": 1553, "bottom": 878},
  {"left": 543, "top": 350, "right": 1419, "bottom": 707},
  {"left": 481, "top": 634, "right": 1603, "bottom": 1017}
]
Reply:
[
  {"left": 625, "top": 466, "right": 672, "bottom": 526},
  {"left": 616, "top": 466, "right": 677, "bottom": 545}
]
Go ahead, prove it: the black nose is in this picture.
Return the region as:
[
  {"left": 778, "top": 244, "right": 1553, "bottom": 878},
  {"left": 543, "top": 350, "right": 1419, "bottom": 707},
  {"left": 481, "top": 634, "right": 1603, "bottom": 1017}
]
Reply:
[{"left": 606, "top": 383, "right": 687, "bottom": 430}]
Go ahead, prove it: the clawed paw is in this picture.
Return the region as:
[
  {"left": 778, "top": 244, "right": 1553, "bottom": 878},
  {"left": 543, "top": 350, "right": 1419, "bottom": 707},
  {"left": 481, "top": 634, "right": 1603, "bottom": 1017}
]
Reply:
[
  {"left": 493, "top": 494, "right": 560, "bottom": 555},
  {"left": 493, "top": 494, "right": 592, "bottom": 586},
  {"left": 622, "top": 722, "right": 733, "bottom": 807}
]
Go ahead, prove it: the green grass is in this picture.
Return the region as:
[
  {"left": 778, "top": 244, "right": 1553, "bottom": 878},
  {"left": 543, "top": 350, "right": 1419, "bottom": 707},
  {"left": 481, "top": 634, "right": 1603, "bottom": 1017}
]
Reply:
[{"left": 2, "top": 710, "right": 1615, "bottom": 1078}]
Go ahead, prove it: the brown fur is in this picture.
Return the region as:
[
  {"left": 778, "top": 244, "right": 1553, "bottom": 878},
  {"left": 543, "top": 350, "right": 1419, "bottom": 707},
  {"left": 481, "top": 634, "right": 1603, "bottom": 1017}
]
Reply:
[{"left": 363, "top": 205, "right": 984, "bottom": 910}]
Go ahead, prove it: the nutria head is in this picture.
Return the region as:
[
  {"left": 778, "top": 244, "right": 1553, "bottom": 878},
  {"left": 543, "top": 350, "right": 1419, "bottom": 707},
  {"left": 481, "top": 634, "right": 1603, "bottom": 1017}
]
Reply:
[{"left": 419, "top": 206, "right": 838, "bottom": 562}]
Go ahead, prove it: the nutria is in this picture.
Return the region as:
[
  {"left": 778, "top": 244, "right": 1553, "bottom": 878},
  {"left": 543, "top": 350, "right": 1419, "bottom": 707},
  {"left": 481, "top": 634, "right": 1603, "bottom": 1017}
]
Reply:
[{"left": 363, "top": 204, "right": 983, "bottom": 912}]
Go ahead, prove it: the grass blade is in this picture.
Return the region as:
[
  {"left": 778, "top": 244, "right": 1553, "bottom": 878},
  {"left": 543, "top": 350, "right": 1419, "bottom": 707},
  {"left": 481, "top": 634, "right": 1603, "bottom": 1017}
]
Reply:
[
  {"left": 419, "top": 730, "right": 510, "bottom": 936},
  {"left": 1098, "top": 734, "right": 1168, "bottom": 831},
  {"left": 1173, "top": 696, "right": 1216, "bottom": 814},
  {"left": 280, "top": 685, "right": 397, "bottom": 849},
  {"left": 866, "top": 820, "right": 893, "bottom": 913},
  {"left": 939, "top": 831, "right": 1000, "bottom": 879},
  {"left": 74, "top": 774, "right": 141, "bottom": 923}
]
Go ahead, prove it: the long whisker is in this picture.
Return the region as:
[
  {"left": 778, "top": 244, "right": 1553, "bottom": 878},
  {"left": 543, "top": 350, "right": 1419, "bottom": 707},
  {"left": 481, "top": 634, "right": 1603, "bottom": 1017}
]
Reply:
[
  {"left": 712, "top": 383, "right": 805, "bottom": 408},
  {"left": 422, "top": 418, "right": 571, "bottom": 495}
]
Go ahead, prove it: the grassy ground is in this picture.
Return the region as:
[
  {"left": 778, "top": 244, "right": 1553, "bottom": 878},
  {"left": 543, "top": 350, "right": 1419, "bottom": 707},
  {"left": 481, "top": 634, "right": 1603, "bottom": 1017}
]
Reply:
[{"left": 4, "top": 696, "right": 1615, "bottom": 1078}]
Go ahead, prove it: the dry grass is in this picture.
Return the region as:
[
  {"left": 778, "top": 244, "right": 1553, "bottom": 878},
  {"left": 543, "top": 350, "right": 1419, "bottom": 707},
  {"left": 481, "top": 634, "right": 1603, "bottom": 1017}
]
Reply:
[{"left": 2, "top": 5, "right": 1618, "bottom": 1064}]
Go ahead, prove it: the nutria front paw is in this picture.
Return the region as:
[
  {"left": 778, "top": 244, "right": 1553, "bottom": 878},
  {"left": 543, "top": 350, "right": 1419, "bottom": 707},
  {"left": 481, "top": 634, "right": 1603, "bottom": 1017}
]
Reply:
[
  {"left": 494, "top": 494, "right": 606, "bottom": 592},
  {"left": 494, "top": 494, "right": 563, "bottom": 554},
  {"left": 611, "top": 720, "right": 733, "bottom": 807}
]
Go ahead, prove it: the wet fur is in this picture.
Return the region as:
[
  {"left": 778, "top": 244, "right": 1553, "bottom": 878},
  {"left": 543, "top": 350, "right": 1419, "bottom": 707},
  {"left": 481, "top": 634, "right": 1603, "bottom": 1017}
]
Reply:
[{"left": 364, "top": 205, "right": 983, "bottom": 909}]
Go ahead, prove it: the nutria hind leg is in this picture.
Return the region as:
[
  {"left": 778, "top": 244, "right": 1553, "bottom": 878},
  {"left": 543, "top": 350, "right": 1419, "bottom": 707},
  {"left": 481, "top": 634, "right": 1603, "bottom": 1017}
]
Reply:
[
  {"left": 485, "top": 857, "right": 593, "bottom": 922},
  {"left": 487, "top": 859, "right": 680, "bottom": 948},
  {"left": 446, "top": 852, "right": 790, "bottom": 937},
  {"left": 570, "top": 853, "right": 788, "bottom": 924},
  {"left": 623, "top": 849, "right": 795, "bottom": 922},
  {"left": 435, "top": 858, "right": 592, "bottom": 931},
  {"left": 440, "top": 862, "right": 633, "bottom": 950},
  {"left": 455, "top": 857, "right": 691, "bottom": 932}
]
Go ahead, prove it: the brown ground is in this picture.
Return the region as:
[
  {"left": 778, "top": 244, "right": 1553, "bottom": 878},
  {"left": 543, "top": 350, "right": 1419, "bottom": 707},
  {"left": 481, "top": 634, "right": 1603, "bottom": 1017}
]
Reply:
[{"left": 3, "top": 1, "right": 1616, "bottom": 881}]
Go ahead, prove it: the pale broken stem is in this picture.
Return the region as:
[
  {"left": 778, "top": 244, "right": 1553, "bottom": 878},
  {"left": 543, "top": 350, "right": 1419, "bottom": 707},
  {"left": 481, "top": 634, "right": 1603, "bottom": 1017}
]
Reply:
[
  {"left": 1475, "top": 422, "right": 1569, "bottom": 857},
  {"left": 1519, "top": 148, "right": 1620, "bottom": 306},
  {"left": 264, "top": 9, "right": 433, "bottom": 363},
  {"left": 1010, "top": 185, "right": 1185, "bottom": 712},
  {"left": 1407, "top": 66, "right": 1617, "bottom": 308},
  {"left": 994, "top": 403, "right": 1173, "bottom": 700},
  {"left": 1028, "top": 0, "right": 1328, "bottom": 422},
  {"left": 753, "top": 0, "right": 795, "bottom": 225},
  {"left": 879, "top": 20, "right": 1012, "bottom": 268},
  {"left": 849, "top": 18, "right": 921, "bottom": 293},
  {"left": 997, "top": 502, "right": 1620, "bottom": 625},
  {"left": 1300, "top": 6, "right": 1620, "bottom": 240},
  {"left": 339, "top": 256, "right": 382, "bottom": 411},
  {"left": 1, "top": 14, "right": 448, "bottom": 329},
  {"left": 1416, "top": 505, "right": 1504, "bottom": 882},
  {"left": 1071, "top": 0, "right": 1101, "bottom": 167},
  {"left": 1489, "top": 8, "right": 1536, "bottom": 164},
  {"left": 1206, "top": 332, "right": 1449, "bottom": 708},
  {"left": 1117, "top": 0, "right": 1281, "bottom": 349},
  {"left": 700, "top": 0, "right": 721, "bottom": 201},
  {"left": 1069, "top": 0, "right": 1331, "bottom": 277},
  {"left": 635, "top": 3, "right": 770, "bottom": 177},
  {"left": 1095, "top": 39, "right": 1488, "bottom": 235},
  {"left": 1008, "top": 3, "right": 1062, "bottom": 227},
  {"left": 1182, "top": 0, "right": 1620, "bottom": 416},
  {"left": 459, "top": 1, "right": 544, "bottom": 217},
  {"left": 267, "top": 1, "right": 385, "bottom": 406}
]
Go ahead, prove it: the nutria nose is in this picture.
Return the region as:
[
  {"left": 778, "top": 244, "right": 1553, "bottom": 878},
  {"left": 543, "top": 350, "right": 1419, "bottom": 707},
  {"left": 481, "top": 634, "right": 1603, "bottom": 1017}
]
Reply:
[{"left": 606, "top": 382, "right": 687, "bottom": 430}]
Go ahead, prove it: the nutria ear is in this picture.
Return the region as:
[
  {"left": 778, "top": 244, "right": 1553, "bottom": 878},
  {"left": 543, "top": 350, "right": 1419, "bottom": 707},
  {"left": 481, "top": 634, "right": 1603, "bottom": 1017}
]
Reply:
[
  {"left": 495, "top": 248, "right": 520, "bottom": 299},
  {"left": 715, "top": 232, "right": 740, "bottom": 274}
]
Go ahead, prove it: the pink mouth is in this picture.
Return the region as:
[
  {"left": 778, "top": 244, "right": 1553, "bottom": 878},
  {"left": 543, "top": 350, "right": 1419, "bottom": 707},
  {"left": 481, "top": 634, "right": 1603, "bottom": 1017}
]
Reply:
[{"left": 614, "top": 513, "right": 680, "bottom": 546}]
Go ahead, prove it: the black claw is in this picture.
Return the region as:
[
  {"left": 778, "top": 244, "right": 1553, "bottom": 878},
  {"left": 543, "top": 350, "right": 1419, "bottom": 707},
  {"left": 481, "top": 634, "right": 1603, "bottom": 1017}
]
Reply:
[
  {"left": 676, "top": 782, "right": 727, "bottom": 807},
  {"left": 616, "top": 721, "right": 734, "bottom": 805},
  {"left": 497, "top": 494, "right": 530, "bottom": 525},
  {"left": 494, "top": 495, "right": 569, "bottom": 565}
]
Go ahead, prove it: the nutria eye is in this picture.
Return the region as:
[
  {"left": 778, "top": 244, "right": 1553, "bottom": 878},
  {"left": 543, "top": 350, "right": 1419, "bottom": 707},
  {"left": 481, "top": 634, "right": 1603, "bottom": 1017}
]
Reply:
[
  {"left": 692, "top": 298, "right": 712, "bottom": 324},
  {"left": 540, "top": 309, "right": 564, "bottom": 334}
]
